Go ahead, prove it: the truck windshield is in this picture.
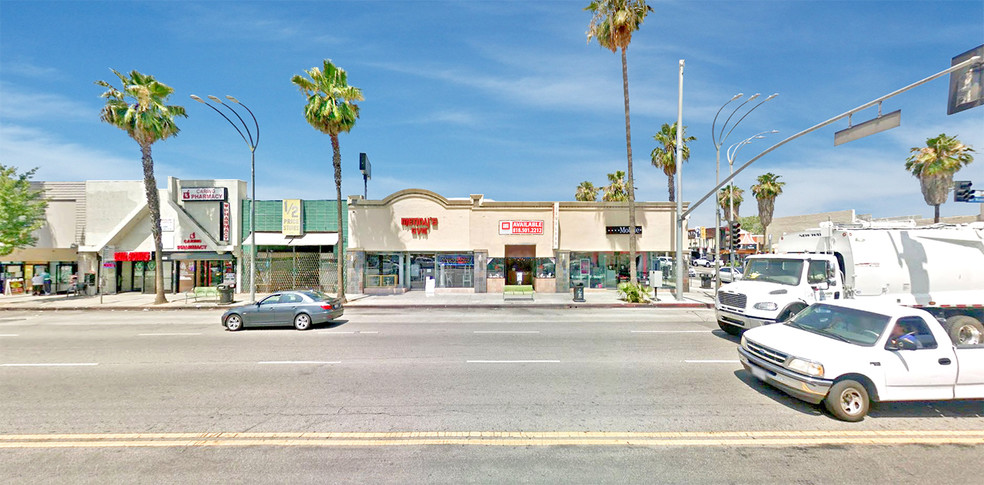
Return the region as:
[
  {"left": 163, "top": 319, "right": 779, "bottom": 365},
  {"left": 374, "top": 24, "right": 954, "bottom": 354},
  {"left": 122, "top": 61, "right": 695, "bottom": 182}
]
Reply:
[
  {"left": 741, "top": 259, "right": 803, "bottom": 286},
  {"left": 786, "top": 304, "right": 889, "bottom": 346}
]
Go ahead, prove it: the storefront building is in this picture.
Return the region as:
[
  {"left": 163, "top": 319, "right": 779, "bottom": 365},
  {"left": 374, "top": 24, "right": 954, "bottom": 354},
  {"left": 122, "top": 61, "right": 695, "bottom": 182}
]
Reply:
[
  {"left": 1, "top": 182, "right": 84, "bottom": 295},
  {"left": 346, "top": 189, "right": 688, "bottom": 294},
  {"left": 240, "top": 199, "right": 346, "bottom": 293},
  {"left": 76, "top": 177, "right": 245, "bottom": 294}
]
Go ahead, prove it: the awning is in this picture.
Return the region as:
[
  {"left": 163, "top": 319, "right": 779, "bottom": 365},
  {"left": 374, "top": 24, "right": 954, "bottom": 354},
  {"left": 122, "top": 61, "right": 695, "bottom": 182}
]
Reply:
[{"left": 242, "top": 232, "right": 339, "bottom": 247}]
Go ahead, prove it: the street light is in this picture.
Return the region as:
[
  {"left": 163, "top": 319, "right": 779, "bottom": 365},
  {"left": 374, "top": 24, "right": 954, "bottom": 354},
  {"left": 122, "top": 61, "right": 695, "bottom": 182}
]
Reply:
[
  {"left": 725, "top": 130, "right": 778, "bottom": 276},
  {"left": 190, "top": 94, "right": 260, "bottom": 303},
  {"left": 710, "top": 92, "right": 777, "bottom": 290}
]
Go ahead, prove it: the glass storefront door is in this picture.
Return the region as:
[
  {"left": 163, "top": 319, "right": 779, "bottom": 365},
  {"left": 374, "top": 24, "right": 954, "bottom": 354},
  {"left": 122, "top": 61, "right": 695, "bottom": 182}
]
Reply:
[{"left": 409, "top": 254, "right": 435, "bottom": 289}]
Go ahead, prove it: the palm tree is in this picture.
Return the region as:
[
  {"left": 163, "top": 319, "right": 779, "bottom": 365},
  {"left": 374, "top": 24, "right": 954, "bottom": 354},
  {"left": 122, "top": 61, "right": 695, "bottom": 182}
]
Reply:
[
  {"left": 750, "top": 172, "right": 785, "bottom": 245},
  {"left": 292, "top": 59, "right": 364, "bottom": 302},
  {"left": 650, "top": 122, "right": 696, "bottom": 202},
  {"left": 585, "top": 0, "right": 652, "bottom": 284},
  {"left": 575, "top": 181, "right": 599, "bottom": 201},
  {"left": 95, "top": 69, "right": 186, "bottom": 305},
  {"left": 905, "top": 133, "right": 975, "bottom": 223},
  {"left": 602, "top": 171, "right": 629, "bottom": 202},
  {"left": 718, "top": 184, "right": 744, "bottom": 222}
]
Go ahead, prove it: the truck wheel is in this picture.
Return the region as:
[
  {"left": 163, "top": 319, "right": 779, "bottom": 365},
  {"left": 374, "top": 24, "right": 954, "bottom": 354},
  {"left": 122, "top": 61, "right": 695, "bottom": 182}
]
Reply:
[
  {"left": 718, "top": 321, "right": 741, "bottom": 336},
  {"left": 824, "top": 379, "right": 869, "bottom": 422},
  {"left": 778, "top": 304, "right": 806, "bottom": 323},
  {"left": 945, "top": 315, "right": 984, "bottom": 346}
]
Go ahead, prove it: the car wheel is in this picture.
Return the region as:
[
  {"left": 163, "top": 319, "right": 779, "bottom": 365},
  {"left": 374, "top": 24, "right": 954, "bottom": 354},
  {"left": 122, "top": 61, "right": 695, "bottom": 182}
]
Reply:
[
  {"left": 293, "top": 313, "right": 312, "bottom": 331},
  {"left": 225, "top": 314, "right": 243, "bottom": 332},
  {"left": 824, "top": 379, "right": 869, "bottom": 422},
  {"left": 718, "top": 320, "right": 741, "bottom": 336}
]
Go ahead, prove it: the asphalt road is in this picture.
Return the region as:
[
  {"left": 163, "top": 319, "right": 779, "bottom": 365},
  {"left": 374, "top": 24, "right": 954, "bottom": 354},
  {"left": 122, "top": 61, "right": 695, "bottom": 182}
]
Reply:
[{"left": 1, "top": 308, "right": 982, "bottom": 484}]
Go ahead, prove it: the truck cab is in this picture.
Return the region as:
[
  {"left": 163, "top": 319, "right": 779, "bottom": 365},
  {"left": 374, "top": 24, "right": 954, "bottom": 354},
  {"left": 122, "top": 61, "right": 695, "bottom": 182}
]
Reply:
[{"left": 716, "top": 254, "right": 842, "bottom": 335}]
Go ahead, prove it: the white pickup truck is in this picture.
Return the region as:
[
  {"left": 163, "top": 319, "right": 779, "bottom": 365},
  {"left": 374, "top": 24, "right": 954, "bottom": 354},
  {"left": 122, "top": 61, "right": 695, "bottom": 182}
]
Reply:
[{"left": 738, "top": 300, "right": 984, "bottom": 421}]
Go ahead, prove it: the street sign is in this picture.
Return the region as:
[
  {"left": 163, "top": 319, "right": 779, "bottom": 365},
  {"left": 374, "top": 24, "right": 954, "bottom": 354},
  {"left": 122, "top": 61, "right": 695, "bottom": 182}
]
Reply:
[
  {"left": 948, "top": 45, "right": 983, "bottom": 115},
  {"left": 968, "top": 190, "right": 984, "bottom": 203}
]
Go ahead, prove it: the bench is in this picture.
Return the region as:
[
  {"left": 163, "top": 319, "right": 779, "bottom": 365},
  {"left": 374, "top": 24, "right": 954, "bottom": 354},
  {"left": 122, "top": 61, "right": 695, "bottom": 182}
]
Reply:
[
  {"left": 185, "top": 286, "right": 220, "bottom": 303},
  {"left": 503, "top": 284, "right": 534, "bottom": 301}
]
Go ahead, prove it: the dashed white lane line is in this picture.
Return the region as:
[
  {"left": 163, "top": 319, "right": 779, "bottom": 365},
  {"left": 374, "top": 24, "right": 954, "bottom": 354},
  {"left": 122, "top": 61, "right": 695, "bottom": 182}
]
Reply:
[
  {"left": 0, "top": 334, "right": 20, "bottom": 337},
  {"left": 685, "top": 360, "right": 740, "bottom": 364},
  {"left": 257, "top": 361, "right": 341, "bottom": 365},
  {"left": 474, "top": 331, "right": 540, "bottom": 334},
  {"left": 467, "top": 360, "right": 560, "bottom": 364},
  {"left": 318, "top": 331, "right": 378, "bottom": 334},
  {"left": 631, "top": 330, "right": 713, "bottom": 333},
  {"left": 138, "top": 333, "right": 202, "bottom": 336},
  {"left": 1, "top": 363, "right": 98, "bottom": 367}
]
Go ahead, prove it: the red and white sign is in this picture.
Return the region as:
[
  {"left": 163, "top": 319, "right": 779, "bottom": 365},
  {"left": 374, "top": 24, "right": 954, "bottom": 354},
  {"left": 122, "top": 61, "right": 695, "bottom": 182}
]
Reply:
[
  {"left": 401, "top": 217, "right": 438, "bottom": 235},
  {"left": 499, "top": 220, "right": 543, "bottom": 235},
  {"left": 221, "top": 202, "right": 230, "bottom": 242},
  {"left": 176, "top": 231, "right": 208, "bottom": 251},
  {"left": 181, "top": 187, "right": 226, "bottom": 201}
]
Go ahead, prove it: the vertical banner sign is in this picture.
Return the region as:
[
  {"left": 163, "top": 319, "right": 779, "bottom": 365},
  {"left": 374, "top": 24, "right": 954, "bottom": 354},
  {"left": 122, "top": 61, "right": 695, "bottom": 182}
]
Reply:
[
  {"left": 282, "top": 199, "right": 303, "bottom": 236},
  {"left": 221, "top": 202, "right": 230, "bottom": 242},
  {"left": 553, "top": 202, "right": 560, "bottom": 250}
]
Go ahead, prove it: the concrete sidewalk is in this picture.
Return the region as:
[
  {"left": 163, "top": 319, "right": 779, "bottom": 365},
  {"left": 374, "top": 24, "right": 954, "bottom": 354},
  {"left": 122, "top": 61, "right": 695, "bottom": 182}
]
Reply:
[{"left": 0, "top": 287, "right": 715, "bottom": 311}]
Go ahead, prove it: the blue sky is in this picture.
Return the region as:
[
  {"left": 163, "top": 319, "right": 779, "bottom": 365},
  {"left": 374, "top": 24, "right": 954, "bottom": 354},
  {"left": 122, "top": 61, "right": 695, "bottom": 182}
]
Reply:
[{"left": 1, "top": 0, "right": 982, "bottom": 229}]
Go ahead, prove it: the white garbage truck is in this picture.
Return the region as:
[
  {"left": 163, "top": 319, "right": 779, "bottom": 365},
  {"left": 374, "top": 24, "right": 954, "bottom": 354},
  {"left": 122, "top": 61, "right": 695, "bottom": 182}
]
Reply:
[{"left": 715, "top": 220, "right": 984, "bottom": 345}]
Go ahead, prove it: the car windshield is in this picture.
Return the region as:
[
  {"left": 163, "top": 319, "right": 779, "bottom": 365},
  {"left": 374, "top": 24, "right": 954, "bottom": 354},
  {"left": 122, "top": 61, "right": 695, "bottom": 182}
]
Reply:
[
  {"left": 741, "top": 259, "right": 803, "bottom": 286},
  {"left": 785, "top": 304, "right": 889, "bottom": 346}
]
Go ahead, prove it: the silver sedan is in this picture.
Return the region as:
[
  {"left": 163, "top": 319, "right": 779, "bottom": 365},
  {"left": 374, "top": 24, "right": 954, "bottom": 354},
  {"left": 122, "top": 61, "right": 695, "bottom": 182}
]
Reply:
[{"left": 221, "top": 290, "right": 344, "bottom": 331}]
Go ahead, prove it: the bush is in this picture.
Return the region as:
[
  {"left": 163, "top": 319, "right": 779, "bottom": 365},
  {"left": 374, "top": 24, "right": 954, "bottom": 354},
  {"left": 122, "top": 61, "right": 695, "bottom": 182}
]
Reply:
[{"left": 617, "top": 282, "right": 650, "bottom": 303}]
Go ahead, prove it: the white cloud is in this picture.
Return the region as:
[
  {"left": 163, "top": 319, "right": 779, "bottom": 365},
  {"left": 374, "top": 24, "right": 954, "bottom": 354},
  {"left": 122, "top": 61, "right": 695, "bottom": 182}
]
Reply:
[
  {"left": 0, "top": 124, "right": 136, "bottom": 181},
  {"left": 0, "top": 82, "right": 95, "bottom": 121}
]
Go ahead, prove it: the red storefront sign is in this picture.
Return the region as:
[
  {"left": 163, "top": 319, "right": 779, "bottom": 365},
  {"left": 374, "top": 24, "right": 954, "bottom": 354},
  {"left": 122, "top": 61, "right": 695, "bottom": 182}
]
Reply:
[
  {"left": 499, "top": 220, "right": 543, "bottom": 235},
  {"left": 221, "top": 202, "right": 230, "bottom": 242},
  {"left": 401, "top": 217, "right": 438, "bottom": 235},
  {"left": 177, "top": 232, "right": 208, "bottom": 251},
  {"left": 114, "top": 251, "right": 151, "bottom": 262}
]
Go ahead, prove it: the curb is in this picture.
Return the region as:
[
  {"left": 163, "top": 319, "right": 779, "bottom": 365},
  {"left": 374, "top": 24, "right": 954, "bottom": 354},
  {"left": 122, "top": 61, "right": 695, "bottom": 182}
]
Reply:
[{"left": 1, "top": 302, "right": 714, "bottom": 311}]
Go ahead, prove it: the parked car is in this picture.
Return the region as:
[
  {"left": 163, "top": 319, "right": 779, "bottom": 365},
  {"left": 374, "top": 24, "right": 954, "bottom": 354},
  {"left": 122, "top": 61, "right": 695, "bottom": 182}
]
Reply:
[
  {"left": 221, "top": 290, "right": 344, "bottom": 331},
  {"left": 718, "top": 267, "right": 743, "bottom": 283},
  {"left": 692, "top": 258, "right": 711, "bottom": 267}
]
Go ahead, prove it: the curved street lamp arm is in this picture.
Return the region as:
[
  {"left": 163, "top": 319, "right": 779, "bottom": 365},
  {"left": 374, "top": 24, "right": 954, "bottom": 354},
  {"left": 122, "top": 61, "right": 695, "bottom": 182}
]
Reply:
[
  {"left": 227, "top": 96, "right": 260, "bottom": 151},
  {"left": 215, "top": 101, "right": 256, "bottom": 150},
  {"left": 722, "top": 94, "right": 778, "bottom": 146},
  {"left": 717, "top": 93, "right": 760, "bottom": 145},
  {"left": 711, "top": 93, "right": 743, "bottom": 148},
  {"left": 192, "top": 95, "right": 252, "bottom": 148}
]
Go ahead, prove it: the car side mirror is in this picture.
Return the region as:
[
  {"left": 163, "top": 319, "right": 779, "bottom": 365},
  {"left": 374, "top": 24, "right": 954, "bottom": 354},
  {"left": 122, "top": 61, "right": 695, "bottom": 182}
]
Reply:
[{"left": 888, "top": 337, "right": 918, "bottom": 351}]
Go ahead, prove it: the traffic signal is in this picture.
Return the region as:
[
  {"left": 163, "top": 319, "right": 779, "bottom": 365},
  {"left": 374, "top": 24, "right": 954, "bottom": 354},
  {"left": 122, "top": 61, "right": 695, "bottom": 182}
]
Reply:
[
  {"left": 722, "top": 225, "right": 730, "bottom": 246},
  {"left": 731, "top": 221, "right": 742, "bottom": 248},
  {"left": 955, "top": 181, "right": 973, "bottom": 202}
]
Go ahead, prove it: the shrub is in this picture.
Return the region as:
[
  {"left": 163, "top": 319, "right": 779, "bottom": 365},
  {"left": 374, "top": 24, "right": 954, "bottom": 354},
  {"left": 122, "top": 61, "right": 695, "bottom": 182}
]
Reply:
[{"left": 617, "top": 282, "right": 650, "bottom": 303}]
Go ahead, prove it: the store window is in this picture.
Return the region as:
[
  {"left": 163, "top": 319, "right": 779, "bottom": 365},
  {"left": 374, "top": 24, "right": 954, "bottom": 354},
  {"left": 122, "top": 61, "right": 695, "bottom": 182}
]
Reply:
[
  {"left": 535, "top": 258, "right": 556, "bottom": 278},
  {"left": 365, "top": 253, "right": 401, "bottom": 287},
  {"left": 437, "top": 253, "right": 473, "bottom": 288},
  {"left": 487, "top": 258, "right": 505, "bottom": 278}
]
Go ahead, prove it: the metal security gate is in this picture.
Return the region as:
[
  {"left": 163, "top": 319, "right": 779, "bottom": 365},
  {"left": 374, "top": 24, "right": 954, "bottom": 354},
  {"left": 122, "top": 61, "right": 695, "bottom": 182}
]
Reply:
[{"left": 242, "top": 252, "right": 338, "bottom": 294}]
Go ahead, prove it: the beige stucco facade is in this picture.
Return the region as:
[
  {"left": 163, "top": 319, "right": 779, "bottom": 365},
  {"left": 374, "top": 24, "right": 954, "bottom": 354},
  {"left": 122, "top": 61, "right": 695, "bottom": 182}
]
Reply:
[{"left": 347, "top": 189, "right": 688, "bottom": 294}]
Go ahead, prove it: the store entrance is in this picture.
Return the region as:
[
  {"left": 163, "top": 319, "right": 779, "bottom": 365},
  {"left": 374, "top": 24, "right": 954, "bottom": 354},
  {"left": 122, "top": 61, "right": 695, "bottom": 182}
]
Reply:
[{"left": 504, "top": 244, "right": 536, "bottom": 285}]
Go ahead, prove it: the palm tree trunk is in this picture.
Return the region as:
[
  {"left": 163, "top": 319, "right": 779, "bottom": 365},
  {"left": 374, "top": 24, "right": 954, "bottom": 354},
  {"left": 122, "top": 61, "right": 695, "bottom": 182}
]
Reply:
[
  {"left": 330, "top": 133, "right": 347, "bottom": 302},
  {"left": 934, "top": 204, "right": 940, "bottom": 223},
  {"left": 667, "top": 173, "right": 675, "bottom": 202},
  {"left": 621, "top": 46, "right": 637, "bottom": 285},
  {"left": 140, "top": 143, "right": 166, "bottom": 305}
]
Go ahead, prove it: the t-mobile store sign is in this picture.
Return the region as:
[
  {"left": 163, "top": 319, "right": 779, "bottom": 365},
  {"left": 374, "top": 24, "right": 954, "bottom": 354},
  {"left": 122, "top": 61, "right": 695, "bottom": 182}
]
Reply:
[{"left": 499, "top": 220, "right": 544, "bottom": 235}]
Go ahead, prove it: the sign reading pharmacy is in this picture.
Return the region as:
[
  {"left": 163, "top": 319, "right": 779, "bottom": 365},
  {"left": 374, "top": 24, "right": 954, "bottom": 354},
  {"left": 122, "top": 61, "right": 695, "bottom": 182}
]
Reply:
[
  {"left": 499, "top": 220, "right": 544, "bottom": 235},
  {"left": 177, "top": 232, "right": 208, "bottom": 250},
  {"left": 181, "top": 187, "right": 227, "bottom": 201}
]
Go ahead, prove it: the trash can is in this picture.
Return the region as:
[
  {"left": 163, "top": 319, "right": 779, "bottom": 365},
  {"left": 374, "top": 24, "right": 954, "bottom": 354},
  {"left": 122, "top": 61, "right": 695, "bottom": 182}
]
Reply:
[
  {"left": 700, "top": 274, "right": 712, "bottom": 289},
  {"left": 217, "top": 284, "right": 234, "bottom": 304},
  {"left": 573, "top": 282, "right": 585, "bottom": 302}
]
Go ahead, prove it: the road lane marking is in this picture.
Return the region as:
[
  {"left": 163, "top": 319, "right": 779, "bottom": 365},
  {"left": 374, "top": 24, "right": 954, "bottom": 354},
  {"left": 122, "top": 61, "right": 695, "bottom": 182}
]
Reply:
[
  {"left": 257, "top": 361, "right": 340, "bottom": 365},
  {"left": 0, "top": 334, "right": 20, "bottom": 337},
  {"left": 1, "top": 363, "right": 98, "bottom": 367},
  {"left": 631, "top": 330, "right": 713, "bottom": 333},
  {"left": 685, "top": 360, "right": 740, "bottom": 364},
  {"left": 138, "top": 333, "right": 202, "bottom": 336},
  {"left": 467, "top": 360, "right": 560, "bottom": 363},
  {"left": 2, "top": 430, "right": 982, "bottom": 448},
  {"left": 318, "top": 331, "right": 378, "bottom": 334},
  {"left": 474, "top": 331, "right": 540, "bottom": 334}
]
